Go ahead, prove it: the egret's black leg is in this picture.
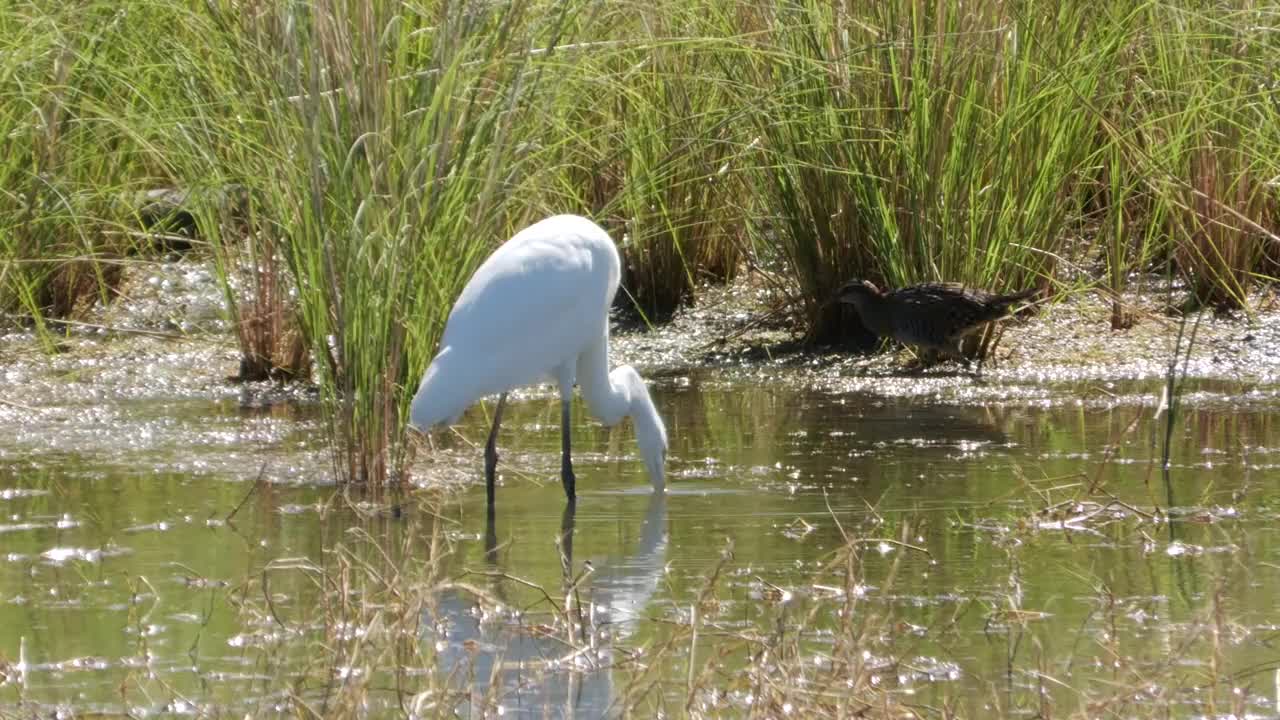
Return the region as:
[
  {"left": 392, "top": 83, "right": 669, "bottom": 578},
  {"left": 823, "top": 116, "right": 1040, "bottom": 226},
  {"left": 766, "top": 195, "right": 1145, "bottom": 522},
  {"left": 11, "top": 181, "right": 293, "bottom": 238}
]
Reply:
[
  {"left": 484, "top": 503, "right": 498, "bottom": 565},
  {"left": 559, "top": 501, "right": 576, "bottom": 577},
  {"left": 484, "top": 393, "right": 508, "bottom": 509},
  {"left": 560, "top": 397, "right": 576, "bottom": 504}
]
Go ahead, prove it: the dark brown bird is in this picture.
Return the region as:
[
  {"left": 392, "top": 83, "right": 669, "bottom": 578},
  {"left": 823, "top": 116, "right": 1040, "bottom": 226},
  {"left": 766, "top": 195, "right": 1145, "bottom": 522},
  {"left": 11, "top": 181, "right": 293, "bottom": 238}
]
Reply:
[{"left": 836, "top": 280, "right": 1037, "bottom": 366}]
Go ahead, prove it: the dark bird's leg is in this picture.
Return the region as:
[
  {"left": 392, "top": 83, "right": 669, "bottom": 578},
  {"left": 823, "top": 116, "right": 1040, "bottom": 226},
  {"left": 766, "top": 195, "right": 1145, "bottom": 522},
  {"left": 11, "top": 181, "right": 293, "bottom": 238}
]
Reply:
[
  {"left": 904, "top": 348, "right": 932, "bottom": 375},
  {"left": 560, "top": 396, "right": 577, "bottom": 505},
  {"left": 484, "top": 393, "right": 508, "bottom": 509},
  {"left": 970, "top": 340, "right": 986, "bottom": 377}
]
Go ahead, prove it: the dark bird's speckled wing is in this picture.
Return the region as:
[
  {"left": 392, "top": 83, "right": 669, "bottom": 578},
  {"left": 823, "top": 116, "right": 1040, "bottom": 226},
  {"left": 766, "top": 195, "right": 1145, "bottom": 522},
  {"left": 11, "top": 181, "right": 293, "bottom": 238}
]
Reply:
[{"left": 882, "top": 283, "right": 1035, "bottom": 351}]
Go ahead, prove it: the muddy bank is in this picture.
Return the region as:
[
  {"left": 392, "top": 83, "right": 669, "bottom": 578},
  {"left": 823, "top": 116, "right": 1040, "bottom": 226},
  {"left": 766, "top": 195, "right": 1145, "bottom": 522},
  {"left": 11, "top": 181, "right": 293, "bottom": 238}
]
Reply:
[
  {"left": 4, "top": 257, "right": 1278, "bottom": 420},
  {"left": 614, "top": 274, "right": 1280, "bottom": 392}
]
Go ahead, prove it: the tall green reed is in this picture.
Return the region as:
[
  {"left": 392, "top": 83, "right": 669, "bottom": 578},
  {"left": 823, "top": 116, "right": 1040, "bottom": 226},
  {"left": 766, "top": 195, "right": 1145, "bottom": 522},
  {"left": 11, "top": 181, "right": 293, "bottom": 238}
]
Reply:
[
  {"left": 742, "top": 0, "right": 1131, "bottom": 342},
  {"left": 541, "top": 1, "right": 746, "bottom": 321},
  {"left": 211, "top": 0, "right": 576, "bottom": 483},
  {"left": 0, "top": 2, "right": 153, "bottom": 334},
  {"left": 1073, "top": 2, "right": 1280, "bottom": 316},
  {"left": 0, "top": 0, "right": 275, "bottom": 338},
  {"left": 1125, "top": 2, "right": 1280, "bottom": 311}
]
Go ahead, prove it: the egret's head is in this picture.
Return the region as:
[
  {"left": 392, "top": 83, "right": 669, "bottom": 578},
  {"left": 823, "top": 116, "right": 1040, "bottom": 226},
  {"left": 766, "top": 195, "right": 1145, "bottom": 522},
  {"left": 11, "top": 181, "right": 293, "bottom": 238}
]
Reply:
[
  {"left": 835, "top": 279, "right": 882, "bottom": 306},
  {"left": 616, "top": 365, "right": 668, "bottom": 493},
  {"left": 637, "top": 418, "right": 668, "bottom": 493},
  {"left": 408, "top": 348, "right": 467, "bottom": 431}
]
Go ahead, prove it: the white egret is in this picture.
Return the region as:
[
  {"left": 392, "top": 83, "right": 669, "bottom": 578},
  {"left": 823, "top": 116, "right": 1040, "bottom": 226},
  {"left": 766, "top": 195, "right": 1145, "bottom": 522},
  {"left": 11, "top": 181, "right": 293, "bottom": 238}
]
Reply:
[{"left": 409, "top": 214, "right": 668, "bottom": 506}]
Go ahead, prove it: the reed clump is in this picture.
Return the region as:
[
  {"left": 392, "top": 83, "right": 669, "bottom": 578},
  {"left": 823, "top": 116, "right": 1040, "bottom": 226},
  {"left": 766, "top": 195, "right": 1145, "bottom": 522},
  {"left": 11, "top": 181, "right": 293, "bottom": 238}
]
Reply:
[
  {"left": 205, "top": 0, "right": 578, "bottom": 481},
  {"left": 538, "top": 2, "right": 747, "bottom": 321}
]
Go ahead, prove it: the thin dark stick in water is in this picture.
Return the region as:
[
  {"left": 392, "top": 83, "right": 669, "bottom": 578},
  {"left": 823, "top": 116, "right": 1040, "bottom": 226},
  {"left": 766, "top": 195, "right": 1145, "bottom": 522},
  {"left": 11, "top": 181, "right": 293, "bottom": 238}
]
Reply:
[
  {"left": 226, "top": 462, "right": 268, "bottom": 523},
  {"left": 823, "top": 489, "right": 849, "bottom": 544},
  {"left": 1094, "top": 493, "right": 1161, "bottom": 521},
  {"left": 458, "top": 570, "right": 564, "bottom": 615}
]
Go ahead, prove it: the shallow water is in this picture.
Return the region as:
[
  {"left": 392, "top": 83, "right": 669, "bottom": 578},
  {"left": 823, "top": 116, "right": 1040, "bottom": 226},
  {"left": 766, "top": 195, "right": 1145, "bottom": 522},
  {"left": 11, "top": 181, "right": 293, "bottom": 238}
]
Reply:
[{"left": 1, "top": 361, "right": 1279, "bottom": 717}]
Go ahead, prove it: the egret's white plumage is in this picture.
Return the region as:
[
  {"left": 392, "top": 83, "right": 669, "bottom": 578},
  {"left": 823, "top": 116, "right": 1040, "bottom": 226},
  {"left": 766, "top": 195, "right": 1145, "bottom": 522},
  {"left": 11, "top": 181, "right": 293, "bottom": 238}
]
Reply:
[{"left": 410, "top": 214, "right": 668, "bottom": 504}]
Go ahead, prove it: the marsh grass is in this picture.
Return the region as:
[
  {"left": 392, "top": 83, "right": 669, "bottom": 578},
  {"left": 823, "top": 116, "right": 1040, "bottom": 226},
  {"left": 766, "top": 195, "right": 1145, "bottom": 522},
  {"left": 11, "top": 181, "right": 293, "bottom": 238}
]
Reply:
[
  {"left": 1092, "top": 2, "right": 1280, "bottom": 312},
  {"left": 4, "top": 0, "right": 1280, "bottom": 480},
  {"left": 540, "top": 2, "right": 747, "bottom": 321},
  {"left": 199, "top": 0, "right": 586, "bottom": 482},
  {"left": 738, "top": 1, "right": 1127, "bottom": 342},
  {"left": 1175, "top": 143, "right": 1270, "bottom": 311},
  {"left": 0, "top": 1, "right": 248, "bottom": 335},
  {"left": 606, "top": 30, "right": 746, "bottom": 322},
  {"left": 209, "top": 213, "right": 312, "bottom": 383}
]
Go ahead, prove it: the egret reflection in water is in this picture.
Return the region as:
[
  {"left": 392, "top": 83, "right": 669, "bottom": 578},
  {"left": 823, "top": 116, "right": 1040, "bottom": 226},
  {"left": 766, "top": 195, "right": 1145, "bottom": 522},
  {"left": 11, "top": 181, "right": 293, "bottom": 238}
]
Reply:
[{"left": 425, "top": 491, "right": 668, "bottom": 717}]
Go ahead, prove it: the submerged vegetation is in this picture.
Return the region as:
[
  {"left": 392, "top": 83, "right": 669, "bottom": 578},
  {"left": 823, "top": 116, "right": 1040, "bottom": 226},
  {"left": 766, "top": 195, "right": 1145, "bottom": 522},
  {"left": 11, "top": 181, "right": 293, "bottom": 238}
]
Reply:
[{"left": 2, "top": 0, "right": 1279, "bottom": 480}]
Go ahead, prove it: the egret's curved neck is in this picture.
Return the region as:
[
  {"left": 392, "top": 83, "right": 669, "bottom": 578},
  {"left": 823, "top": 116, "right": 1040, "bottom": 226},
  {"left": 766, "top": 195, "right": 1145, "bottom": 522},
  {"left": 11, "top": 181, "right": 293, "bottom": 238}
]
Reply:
[
  {"left": 576, "top": 330, "right": 632, "bottom": 425},
  {"left": 576, "top": 325, "right": 667, "bottom": 490}
]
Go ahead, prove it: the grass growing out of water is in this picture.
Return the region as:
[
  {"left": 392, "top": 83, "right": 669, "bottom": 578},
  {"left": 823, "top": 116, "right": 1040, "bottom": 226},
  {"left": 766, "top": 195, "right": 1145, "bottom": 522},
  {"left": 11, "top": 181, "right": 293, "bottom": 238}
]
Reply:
[
  {"left": 0, "top": 1, "right": 165, "bottom": 335},
  {"left": 538, "top": 2, "right": 747, "bottom": 321},
  {"left": 1130, "top": 3, "right": 1280, "bottom": 312},
  {"left": 206, "top": 203, "right": 313, "bottom": 383}
]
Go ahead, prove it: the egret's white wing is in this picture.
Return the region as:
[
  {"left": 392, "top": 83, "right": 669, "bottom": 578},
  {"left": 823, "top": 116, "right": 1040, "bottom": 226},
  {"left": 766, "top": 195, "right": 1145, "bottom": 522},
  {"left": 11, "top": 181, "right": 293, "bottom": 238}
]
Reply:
[
  {"left": 409, "top": 215, "right": 621, "bottom": 429},
  {"left": 438, "top": 218, "right": 618, "bottom": 394}
]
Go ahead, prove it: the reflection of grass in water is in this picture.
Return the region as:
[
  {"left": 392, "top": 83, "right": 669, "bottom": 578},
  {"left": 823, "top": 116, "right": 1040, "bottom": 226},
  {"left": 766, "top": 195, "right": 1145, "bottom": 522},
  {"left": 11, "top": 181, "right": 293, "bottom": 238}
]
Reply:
[{"left": 205, "top": 490, "right": 1272, "bottom": 719}]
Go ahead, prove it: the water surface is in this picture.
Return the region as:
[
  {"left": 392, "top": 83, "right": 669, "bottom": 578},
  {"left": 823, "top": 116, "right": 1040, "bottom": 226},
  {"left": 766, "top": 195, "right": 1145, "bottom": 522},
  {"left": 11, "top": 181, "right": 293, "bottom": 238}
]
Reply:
[{"left": 1, "top": 366, "right": 1278, "bottom": 717}]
